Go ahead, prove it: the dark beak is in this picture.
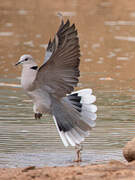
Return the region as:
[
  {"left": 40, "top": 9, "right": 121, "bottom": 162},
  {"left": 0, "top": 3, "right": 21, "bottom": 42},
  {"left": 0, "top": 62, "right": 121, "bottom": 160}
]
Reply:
[{"left": 15, "top": 61, "right": 21, "bottom": 66}]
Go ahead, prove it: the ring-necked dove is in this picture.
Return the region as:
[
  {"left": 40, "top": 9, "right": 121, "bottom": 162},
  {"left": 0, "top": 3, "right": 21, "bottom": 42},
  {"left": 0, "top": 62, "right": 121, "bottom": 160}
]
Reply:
[{"left": 15, "top": 19, "right": 97, "bottom": 162}]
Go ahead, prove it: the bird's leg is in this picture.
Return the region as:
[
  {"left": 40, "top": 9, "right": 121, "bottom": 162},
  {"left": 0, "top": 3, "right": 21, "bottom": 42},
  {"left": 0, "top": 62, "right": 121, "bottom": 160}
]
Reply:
[
  {"left": 74, "top": 144, "right": 83, "bottom": 162},
  {"left": 34, "top": 113, "right": 42, "bottom": 120}
]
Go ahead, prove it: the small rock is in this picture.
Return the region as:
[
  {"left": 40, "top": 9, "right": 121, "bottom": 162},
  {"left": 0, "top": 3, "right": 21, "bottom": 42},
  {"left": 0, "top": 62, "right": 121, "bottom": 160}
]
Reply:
[
  {"left": 22, "top": 166, "right": 36, "bottom": 172},
  {"left": 76, "top": 171, "right": 82, "bottom": 175},
  {"left": 123, "top": 138, "right": 135, "bottom": 162},
  {"left": 109, "top": 160, "right": 126, "bottom": 166}
]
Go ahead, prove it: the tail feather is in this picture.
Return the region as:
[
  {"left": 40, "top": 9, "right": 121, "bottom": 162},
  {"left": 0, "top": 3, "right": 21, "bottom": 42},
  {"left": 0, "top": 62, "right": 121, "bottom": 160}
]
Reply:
[
  {"left": 75, "top": 126, "right": 90, "bottom": 137},
  {"left": 65, "top": 132, "right": 76, "bottom": 146},
  {"left": 82, "top": 104, "right": 97, "bottom": 113},
  {"left": 81, "top": 111, "right": 97, "bottom": 121},
  {"left": 74, "top": 88, "right": 96, "bottom": 104},
  {"left": 74, "top": 88, "right": 92, "bottom": 95},
  {"left": 52, "top": 88, "right": 97, "bottom": 147},
  {"left": 53, "top": 115, "right": 69, "bottom": 147},
  {"left": 70, "top": 88, "right": 97, "bottom": 128},
  {"left": 71, "top": 128, "right": 84, "bottom": 143},
  {"left": 81, "top": 94, "right": 96, "bottom": 104},
  {"left": 81, "top": 112, "right": 96, "bottom": 128}
]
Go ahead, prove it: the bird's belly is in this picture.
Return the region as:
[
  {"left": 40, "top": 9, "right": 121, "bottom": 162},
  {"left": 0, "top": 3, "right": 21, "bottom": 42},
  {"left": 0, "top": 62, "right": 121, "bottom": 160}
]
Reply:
[
  {"left": 27, "top": 89, "right": 51, "bottom": 114},
  {"left": 35, "top": 103, "right": 51, "bottom": 114}
]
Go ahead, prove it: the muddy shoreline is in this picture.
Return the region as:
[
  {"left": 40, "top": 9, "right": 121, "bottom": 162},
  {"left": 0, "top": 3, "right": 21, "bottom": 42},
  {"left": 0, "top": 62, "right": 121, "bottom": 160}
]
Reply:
[{"left": 1, "top": 160, "right": 135, "bottom": 180}]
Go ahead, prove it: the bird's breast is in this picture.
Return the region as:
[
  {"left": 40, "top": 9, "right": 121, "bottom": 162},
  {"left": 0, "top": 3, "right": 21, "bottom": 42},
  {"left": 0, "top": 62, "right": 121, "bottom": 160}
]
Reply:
[{"left": 21, "top": 67, "right": 37, "bottom": 91}]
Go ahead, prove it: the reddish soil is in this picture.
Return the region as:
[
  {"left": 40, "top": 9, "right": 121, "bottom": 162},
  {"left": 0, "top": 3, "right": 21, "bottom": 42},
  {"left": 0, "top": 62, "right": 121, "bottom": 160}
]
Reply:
[{"left": 1, "top": 160, "right": 135, "bottom": 180}]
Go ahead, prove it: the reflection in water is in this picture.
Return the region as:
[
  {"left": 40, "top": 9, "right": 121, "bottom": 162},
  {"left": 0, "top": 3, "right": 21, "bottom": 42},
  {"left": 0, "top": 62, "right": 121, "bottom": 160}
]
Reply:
[
  {"left": 115, "top": 36, "right": 135, "bottom": 42},
  {"left": 104, "top": 21, "right": 135, "bottom": 26},
  {"left": 1, "top": 0, "right": 135, "bottom": 167},
  {"left": 0, "top": 32, "right": 14, "bottom": 36},
  {"left": 0, "top": 82, "right": 21, "bottom": 88}
]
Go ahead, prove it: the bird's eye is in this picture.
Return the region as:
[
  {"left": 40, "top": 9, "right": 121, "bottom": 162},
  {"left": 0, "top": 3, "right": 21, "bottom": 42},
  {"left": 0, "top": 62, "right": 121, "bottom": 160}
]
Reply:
[{"left": 25, "top": 58, "right": 28, "bottom": 61}]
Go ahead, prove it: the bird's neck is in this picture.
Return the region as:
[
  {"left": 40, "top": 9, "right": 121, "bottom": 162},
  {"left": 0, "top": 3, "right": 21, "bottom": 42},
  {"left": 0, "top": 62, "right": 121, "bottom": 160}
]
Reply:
[{"left": 21, "top": 64, "right": 38, "bottom": 91}]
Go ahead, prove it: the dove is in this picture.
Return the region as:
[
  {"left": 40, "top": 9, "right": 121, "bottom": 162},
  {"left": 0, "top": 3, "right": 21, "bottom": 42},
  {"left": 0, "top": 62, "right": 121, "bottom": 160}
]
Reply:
[{"left": 15, "top": 19, "right": 97, "bottom": 162}]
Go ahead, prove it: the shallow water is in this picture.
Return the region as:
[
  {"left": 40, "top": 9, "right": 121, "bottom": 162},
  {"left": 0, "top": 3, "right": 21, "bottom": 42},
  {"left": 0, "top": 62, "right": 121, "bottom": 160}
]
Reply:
[{"left": 1, "top": 0, "right": 135, "bottom": 167}]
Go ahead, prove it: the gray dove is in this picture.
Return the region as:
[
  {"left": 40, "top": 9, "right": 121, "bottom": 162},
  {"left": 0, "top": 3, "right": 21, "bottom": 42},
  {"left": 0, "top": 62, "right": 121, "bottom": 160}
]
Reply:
[{"left": 15, "top": 19, "right": 97, "bottom": 162}]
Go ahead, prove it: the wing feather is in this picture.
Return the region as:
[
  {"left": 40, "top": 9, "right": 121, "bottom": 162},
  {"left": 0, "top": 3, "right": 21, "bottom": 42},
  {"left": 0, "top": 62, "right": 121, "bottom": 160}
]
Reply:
[{"left": 34, "top": 20, "right": 80, "bottom": 98}]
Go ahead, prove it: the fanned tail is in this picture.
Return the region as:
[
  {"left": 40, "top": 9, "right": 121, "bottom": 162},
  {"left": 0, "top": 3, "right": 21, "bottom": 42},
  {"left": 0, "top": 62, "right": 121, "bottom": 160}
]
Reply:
[
  {"left": 52, "top": 88, "right": 97, "bottom": 147},
  {"left": 71, "top": 88, "right": 97, "bottom": 128}
]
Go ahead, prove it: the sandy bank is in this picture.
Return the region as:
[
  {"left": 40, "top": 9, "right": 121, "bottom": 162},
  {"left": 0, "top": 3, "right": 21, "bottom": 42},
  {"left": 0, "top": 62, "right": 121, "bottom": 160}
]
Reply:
[{"left": 1, "top": 160, "right": 135, "bottom": 180}]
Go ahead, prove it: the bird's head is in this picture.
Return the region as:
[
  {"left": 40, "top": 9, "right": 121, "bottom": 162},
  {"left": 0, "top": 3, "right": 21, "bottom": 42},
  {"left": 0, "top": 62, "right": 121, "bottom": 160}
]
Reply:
[{"left": 15, "top": 54, "right": 34, "bottom": 66}]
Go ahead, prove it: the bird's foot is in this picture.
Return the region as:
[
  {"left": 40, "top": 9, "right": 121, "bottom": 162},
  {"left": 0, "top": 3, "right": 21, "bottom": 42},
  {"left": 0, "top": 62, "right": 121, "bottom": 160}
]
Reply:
[
  {"left": 34, "top": 113, "right": 42, "bottom": 120},
  {"left": 74, "top": 144, "right": 83, "bottom": 163}
]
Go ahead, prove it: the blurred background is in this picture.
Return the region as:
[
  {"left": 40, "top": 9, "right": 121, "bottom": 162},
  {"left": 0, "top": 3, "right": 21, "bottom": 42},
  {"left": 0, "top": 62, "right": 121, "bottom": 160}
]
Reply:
[{"left": 0, "top": 0, "right": 135, "bottom": 167}]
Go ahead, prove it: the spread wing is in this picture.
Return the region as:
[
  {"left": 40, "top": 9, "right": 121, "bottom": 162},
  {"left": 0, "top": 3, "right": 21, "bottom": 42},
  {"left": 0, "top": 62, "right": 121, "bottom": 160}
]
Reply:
[
  {"left": 34, "top": 19, "right": 80, "bottom": 98},
  {"left": 43, "top": 20, "right": 64, "bottom": 64}
]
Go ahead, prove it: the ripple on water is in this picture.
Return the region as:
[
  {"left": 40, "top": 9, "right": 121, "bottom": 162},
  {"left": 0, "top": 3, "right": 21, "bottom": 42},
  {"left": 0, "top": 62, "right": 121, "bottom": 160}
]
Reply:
[
  {"left": 0, "top": 150, "right": 123, "bottom": 168},
  {"left": 115, "top": 36, "right": 135, "bottom": 42},
  {"left": 55, "top": 11, "right": 76, "bottom": 17},
  {"left": 104, "top": 21, "right": 135, "bottom": 26},
  {"left": 0, "top": 83, "right": 21, "bottom": 88},
  {"left": 18, "top": 9, "right": 28, "bottom": 15},
  {"left": 117, "top": 57, "right": 129, "bottom": 61},
  {"left": 23, "top": 41, "right": 34, "bottom": 47},
  {"left": 0, "top": 32, "right": 13, "bottom": 36}
]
